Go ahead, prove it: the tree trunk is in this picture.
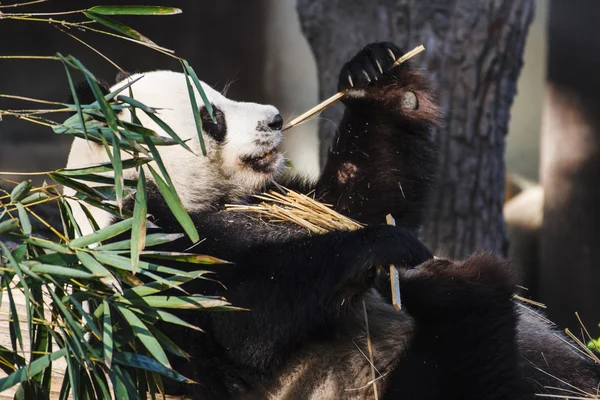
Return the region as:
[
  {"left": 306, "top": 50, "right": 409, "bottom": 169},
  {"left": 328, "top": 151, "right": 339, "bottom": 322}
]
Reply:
[
  {"left": 540, "top": 0, "right": 600, "bottom": 333},
  {"left": 297, "top": 0, "right": 534, "bottom": 258}
]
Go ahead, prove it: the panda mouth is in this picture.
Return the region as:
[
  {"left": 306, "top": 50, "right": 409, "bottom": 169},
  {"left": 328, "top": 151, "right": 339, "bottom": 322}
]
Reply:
[{"left": 242, "top": 148, "right": 279, "bottom": 172}]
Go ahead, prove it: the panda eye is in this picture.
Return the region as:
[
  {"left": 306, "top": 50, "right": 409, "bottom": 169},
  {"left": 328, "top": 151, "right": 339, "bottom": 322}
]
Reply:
[{"left": 200, "top": 106, "right": 218, "bottom": 125}]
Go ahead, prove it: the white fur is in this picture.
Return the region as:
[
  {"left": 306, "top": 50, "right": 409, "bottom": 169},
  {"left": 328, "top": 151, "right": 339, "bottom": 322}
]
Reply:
[{"left": 65, "top": 71, "right": 284, "bottom": 236}]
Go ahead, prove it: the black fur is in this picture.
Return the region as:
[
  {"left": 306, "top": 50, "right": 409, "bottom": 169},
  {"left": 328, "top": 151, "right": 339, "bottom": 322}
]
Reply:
[
  {"left": 200, "top": 104, "right": 227, "bottom": 143},
  {"left": 114, "top": 43, "right": 599, "bottom": 399}
]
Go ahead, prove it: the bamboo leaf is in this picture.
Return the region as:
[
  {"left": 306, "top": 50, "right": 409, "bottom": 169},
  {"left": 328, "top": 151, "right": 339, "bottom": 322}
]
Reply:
[
  {"left": 10, "top": 181, "right": 32, "bottom": 203},
  {"left": 69, "top": 218, "right": 133, "bottom": 248},
  {"left": 121, "top": 271, "right": 204, "bottom": 298},
  {"left": 148, "top": 325, "right": 189, "bottom": 359},
  {"left": 181, "top": 63, "right": 207, "bottom": 156},
  {"left": 20, "top": 192, "right": 50, "bottom": 205},
  {"left": 57, "top": 158, "right": 151, "bottom": 176},
  {"left": 131, "top": 167, "right": 147, "bottom": 274},
  {"left": 0, "top": 219, "right": 19, "bottom": 234},
  {"left": 95, "top": 232, "right": 184, "bottom": 251},
  {"left": 115, "top": 295, "right": 233, "bottom": 310},
  {"left": 61, "top": 58, "right": 89, "bottom": 141},
  {"left": 15, "top": 204, "right": 31, "bottom": 235},
  {"left": 87, "top": 6, "right": 182, "bottom": 15},
  {"left": 84, "top": 12, "right": 155, "bottom": 45},
  {"left": 115, "top": 95, "right": 157, "bottom": 114},
  {"left": 75, "top": 250, "right": 121, "bottom": 293},
  {"left": 50, "top": 173, "right": 108, "bottom": 201},
  {"left": 112, "top": 352, "right": 193, "bottom": 383},
  {"left": 140, "top": 251, "right": 228, "bottom": 265},
  {"left": 112, "top": 133, "right": 124, "bottom": 211},
  {"left": 181, "top": 60, "right": 215, "bottom": 122},
  {"left": 0, "top": 349, "right": 67, "bottom": 392},
  {"left": 116, "top": 306, "right": 170, "bottom": 368},
  {"left": 147, "top": 165, "right": 199, "bottom": 242},
  {"left": 93, "top": 251, "right": 200, "bottom": 278},
  {"left": 103, "top": 301, "right": 113, "bottom": 369},
  {"left": 28, "top": 263, "right": 96, "bottom": 279}
]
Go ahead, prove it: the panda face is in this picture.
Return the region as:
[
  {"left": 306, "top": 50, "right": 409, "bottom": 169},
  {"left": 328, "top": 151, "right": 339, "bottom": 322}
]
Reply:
[{"left": 112, "top": 70, "right": 284, "bottom": 210}]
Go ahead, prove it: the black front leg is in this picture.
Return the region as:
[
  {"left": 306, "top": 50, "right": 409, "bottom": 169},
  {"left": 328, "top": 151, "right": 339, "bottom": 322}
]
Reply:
[
  {"left": 384, "top": 253, "right": 532, "bottom": 400},
  {"left": 315, "top": 42, "right": 442, "bottom": 228},
  {"left": 208, "top": 224, "right": 433, "bottom": 371}
]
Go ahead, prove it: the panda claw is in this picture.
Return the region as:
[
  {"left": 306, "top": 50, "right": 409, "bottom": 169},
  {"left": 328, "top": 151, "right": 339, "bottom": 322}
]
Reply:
[
  {"left": 361, "top": 69, "right": 371, "bottom": 83},
  {"left": 347, "top": 74, "right": 354, "bottom": 88},
  {"left": 387, "top": 48, "right": 396, "bottom": 61},
  {"left": 375, "top": 59, "right": 384, "bottom": 74}
]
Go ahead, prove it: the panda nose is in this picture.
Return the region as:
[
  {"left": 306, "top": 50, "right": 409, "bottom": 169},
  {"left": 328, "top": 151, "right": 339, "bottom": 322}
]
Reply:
[{"left": 267, "top": 114, "right": 283, "bottom": 131}]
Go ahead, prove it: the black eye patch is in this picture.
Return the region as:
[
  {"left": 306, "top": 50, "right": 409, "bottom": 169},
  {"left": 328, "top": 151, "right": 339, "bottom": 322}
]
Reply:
[{"left": 200, "top": 105, "right": 227, "bottom": 143}]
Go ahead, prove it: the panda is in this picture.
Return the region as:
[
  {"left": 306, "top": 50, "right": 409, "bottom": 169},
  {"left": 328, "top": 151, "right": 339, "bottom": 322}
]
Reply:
[{"left": 65, "top": 42, "right": 599, "bottom": 399}]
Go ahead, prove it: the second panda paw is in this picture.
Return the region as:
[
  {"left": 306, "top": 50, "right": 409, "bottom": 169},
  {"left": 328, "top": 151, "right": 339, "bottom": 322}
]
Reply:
[{"left": 337, "top": 42, "right": 404, "bottom": 93}]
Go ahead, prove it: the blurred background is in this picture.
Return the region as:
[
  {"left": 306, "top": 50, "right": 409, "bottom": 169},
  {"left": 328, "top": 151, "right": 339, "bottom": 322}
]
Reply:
[{"left": 1, "top": 0, "right": 598, "bottom": 334}]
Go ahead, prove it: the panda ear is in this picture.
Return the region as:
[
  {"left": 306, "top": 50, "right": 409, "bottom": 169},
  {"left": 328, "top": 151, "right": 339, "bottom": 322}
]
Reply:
[
  {"left": 115, "top": 71, "right": 133, "bottom": 83},
  {"left": 68, "top": 80, "right": 110, "bottom": 107}
]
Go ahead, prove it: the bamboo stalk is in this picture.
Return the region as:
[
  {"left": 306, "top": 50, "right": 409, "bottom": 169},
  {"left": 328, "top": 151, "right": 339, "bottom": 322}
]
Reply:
[
  {"left": 282, "top": 44, "right": 426, "bottom": 132},
  {"left": 385, "top": 214, "right": 402, "bottom": 311}
]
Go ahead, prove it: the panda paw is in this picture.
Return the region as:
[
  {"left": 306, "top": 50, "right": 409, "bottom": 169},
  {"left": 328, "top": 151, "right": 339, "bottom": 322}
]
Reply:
[
  {"left": 399, "top": 252, "right": 518, "bottom": 320},
  {"left": 337, "top": 42, "right": 404, "bottom": 93}
]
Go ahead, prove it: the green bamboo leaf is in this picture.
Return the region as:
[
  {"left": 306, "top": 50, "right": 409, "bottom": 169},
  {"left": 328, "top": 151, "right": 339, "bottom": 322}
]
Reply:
[
  {"left": 116, "top": 306, "right": 170, "bottom": 368},
  {"left": 73, "top": 185, "right": 135, "bottom": 203},
  {"left": 28, "top": 264, "right": 96, "bottom": 279},
  {"left": 69, "top": 218, "right": 133, "bottom": 248},
  {"left": 142, "top": 137, "right": 175, "bottom": 188},
  {"left": 95, "top": 232, "right": 184, "bottom": 251},
  {"left": 3, "top": 279, "right": 23, "bottom": 353},
  {"left": 87, "top": 6, "right": 182, "bottom": 15},
  {"left": 64, "top": 55, "right": 122, "bottom": 140},
  {"left": 1, "top": 242, "right": 31, "bottom": 352},
  {"left": 0, "top": 219, "right": 19, "bottom": 234},
  {"left": 148, "top": 325, "right": 189, "bottom": 359},
  {"left": 58, "top": 197, "right": 83, "bottom": 239},
  {"left": 0, "top": 348, "right": 67, "bottom": 392},
  {"left": 138, "top": 308, "right": 202, "bottom": 332},
  {"left": 93, "top": 251, "right": 198, "bottom": 277},
  {"left": 57, "top": 158, "right": 151, "bottom": 176},
  {"left": 63, "top": 173, "right": 137, "bottom": 187},
  {"left": 131, "top": 167, "right": 147, "bottom": 274},
  {"left": 122, "top": 271, "right": 205, "bottom": 298},
  {"left": 61, "top": 58, "right": 89, "bottom": 141},
  {"left": 147, "top": 165, "right": 199, "bottom": 242},
  {"left": 118, "top": 95, "right": 193, "bottom": 152},
  {"left": 140, "top": 251, "right": 228, "bottom": 265},
  {"left": 10, "top": 181, "right": 32, "bottom": 203},
  {"left": 67, "top": 296, "right": 101, "bottom": 340},
  {"left": 50, "top": 173, "right": 107, "bottom": 201},
  {"left": 112, "top": 133, "right": 124, "bottom": 211},
  {"left": 112, "top": 352, "right": 193, "bottom": 384},
  {"left": 115, "top": 295, "right": 232, "bottom": 310},
  {"left": 108, "top": 365, "right": 138, "bottom": 400},
  {"left": 83, "top": 109, "right": 158, "bottom": 137},
  {"left": 75, "top": 251, "right": 121, "bottom": 293},
  {"left": 181, "top": 63, "right": 207, "bottom": 156},
  {"left": 79, "top": 196, "right": 133, "bottom": 220},
  {"left": 20, "top": 192, "right": 50, "bottom": 205},
  {"left": 84, "top": 12, "right": 156, "bottom": 45},
  {"left": 103, "top": 301, "right": 113, "bottom": 369},
  {"left": 15, "top": 204, "right": 31, "bottom": 235},
  {"left": 181, "top": 60, "right": 215, "bottom": 122},
  {"left": 115, "top": 95, "right": 157, "bottom": 114},
  {"left": 24, "top": 236, "right": 72, "bottom": 255}
]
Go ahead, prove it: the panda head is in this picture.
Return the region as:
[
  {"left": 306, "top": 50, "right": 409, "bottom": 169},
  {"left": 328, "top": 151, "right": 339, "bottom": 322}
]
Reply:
[{"left": 67, "top": 70, "right": 285, "bottom": 215}]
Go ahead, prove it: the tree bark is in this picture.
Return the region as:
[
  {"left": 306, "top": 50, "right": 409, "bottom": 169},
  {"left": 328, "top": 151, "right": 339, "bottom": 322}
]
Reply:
[
  {"left": 540, "top": 0, "right": 600, "bottom": 333},
  {"left": 297, "top": 0, "right": 534, "bottom": 258}
]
